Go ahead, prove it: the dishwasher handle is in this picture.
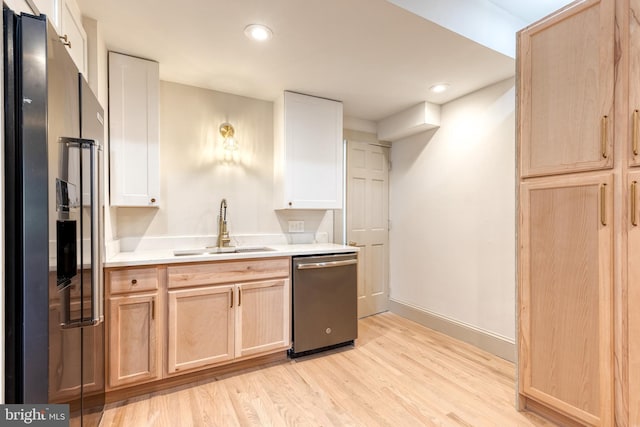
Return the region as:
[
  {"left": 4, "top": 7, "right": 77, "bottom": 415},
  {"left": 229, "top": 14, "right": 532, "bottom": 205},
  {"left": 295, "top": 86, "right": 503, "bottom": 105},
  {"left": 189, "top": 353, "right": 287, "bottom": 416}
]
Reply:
[{"left": 296, "top": 258, "right": 357, "bottom": 270}]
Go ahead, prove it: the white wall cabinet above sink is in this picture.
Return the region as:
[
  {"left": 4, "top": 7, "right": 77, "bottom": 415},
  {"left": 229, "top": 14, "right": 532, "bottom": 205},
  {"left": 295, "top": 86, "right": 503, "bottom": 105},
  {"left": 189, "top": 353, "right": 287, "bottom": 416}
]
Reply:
[
  {"left": 274, "top": 91, "right": 344, "bottom": 210},
  {"left": 108, "top": 52, "right": 160, "bottom": 207}
]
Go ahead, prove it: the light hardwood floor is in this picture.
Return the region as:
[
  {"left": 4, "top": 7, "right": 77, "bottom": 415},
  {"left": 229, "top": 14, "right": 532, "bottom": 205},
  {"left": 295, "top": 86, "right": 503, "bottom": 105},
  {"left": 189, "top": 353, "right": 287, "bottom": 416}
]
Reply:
[{"left": 100, "top": 312, "right": 556, "bottom": 426}]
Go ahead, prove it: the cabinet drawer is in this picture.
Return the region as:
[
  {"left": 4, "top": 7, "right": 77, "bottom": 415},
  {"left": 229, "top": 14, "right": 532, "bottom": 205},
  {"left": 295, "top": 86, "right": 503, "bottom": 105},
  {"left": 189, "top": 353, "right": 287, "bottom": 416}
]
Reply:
[
  {"left": 108, "top": 268, "right": 159, "bottom": 294},
  {"left": 167, "top": 257, "right": 290, "bottom": 289}
]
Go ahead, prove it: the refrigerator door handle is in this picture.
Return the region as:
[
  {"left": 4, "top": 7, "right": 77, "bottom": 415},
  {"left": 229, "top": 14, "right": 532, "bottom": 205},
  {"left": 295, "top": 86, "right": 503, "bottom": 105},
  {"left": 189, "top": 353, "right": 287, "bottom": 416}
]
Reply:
[
  {"left": 89, "top": 141, "right": 103, "bottom": 324},
  {"left": 58, "top": 136, "right": 103, "bottom": 328},
  {"left": 58, "top": 136, "right": 100, "bottom": 149}
]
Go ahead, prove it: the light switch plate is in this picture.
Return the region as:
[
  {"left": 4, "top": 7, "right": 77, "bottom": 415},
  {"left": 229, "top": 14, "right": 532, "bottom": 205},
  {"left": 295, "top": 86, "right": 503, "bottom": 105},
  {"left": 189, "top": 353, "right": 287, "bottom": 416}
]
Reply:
[{"left": 288, "top": 220, "right": 305, "bottom": 233}]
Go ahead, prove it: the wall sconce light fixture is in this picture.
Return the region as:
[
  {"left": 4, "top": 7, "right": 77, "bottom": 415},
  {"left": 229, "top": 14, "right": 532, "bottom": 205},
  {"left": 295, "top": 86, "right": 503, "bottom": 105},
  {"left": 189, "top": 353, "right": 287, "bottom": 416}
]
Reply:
[{"left": 220, "top": 122, "right": 238, "bottom": 151}]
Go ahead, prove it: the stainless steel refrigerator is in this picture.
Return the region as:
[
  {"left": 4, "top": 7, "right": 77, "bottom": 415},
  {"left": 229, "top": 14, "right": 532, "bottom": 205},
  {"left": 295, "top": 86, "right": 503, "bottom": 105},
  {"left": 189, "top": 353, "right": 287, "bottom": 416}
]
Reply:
[{"left": 4, "top": 9, "right": 105, "bottom": 426}]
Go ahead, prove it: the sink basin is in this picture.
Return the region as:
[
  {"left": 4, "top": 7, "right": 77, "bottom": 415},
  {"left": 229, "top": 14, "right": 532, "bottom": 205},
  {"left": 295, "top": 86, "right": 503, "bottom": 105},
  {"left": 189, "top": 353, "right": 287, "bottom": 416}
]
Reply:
[
  {"left": 173, "top": 247, "right": 275, "bottom": 256},
  {"left": 173, "top": 249, "right": 211, "bottom": 256},
  {"left": 234, "top": 247, "right": 276, "bottom": 253}
]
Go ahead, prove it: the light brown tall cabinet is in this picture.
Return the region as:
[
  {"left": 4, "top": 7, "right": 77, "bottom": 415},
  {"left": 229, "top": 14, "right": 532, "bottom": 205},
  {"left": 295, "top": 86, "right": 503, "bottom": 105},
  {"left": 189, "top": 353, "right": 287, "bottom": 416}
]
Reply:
[
  {"left": 518, "top": 174, "right": 613, "bottom": 425},
  {"left": 516, "top": 0, "right": 640, "bottom": 425},
  {"left": 518, "top": 0, "right": 614, "bottom": 178}
]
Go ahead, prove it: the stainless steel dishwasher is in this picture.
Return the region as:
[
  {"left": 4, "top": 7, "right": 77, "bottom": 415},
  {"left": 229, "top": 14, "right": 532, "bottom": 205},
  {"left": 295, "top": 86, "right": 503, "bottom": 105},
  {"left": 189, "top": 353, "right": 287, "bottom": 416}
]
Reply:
[{"left": 289, "top": 253, "right": 358, "bottom": 358}]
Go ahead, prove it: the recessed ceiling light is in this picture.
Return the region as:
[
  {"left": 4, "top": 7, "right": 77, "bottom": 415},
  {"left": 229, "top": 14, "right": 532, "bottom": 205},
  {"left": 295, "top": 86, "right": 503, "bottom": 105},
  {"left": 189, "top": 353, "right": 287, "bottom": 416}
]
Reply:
[
  {"left": 430, "top": 83, "right": 450, "bottom": 93},
  {"left": 244, "top": 24, "right": 273, "bottom": 42}
]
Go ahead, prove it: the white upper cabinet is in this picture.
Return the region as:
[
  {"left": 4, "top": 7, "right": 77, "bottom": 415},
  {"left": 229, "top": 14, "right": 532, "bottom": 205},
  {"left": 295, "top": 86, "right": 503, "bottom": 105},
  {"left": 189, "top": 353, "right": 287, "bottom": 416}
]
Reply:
[
  {"left": 108, "top": 52, "right": 160, "bottom": 207},
  {"left": 274, "top": 91, "right": 344, "bottom": 210},
  {"left": 31, "top": 0, "right": 60, "bottom": 30},
  {"left": 32, "top": 0, "right": 86, "bottom": 75},
  {"left": 5, "top": 0, "right": 40, "bottom": 16},
  {"left": 60, "top": 0, "right": 87, "bottom": 75}
]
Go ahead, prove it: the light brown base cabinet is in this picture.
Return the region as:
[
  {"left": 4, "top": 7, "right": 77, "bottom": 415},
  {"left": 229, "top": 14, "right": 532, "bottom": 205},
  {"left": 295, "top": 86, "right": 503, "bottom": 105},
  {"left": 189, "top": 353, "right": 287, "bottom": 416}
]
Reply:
[
  {"left": 236, "top": 279, "right": 289, "bottom": 358},
  {"left": 166, "top": 278, "right": 290, "bottom": 374},
  {"left": 167, "top": 284, "right": 235, "bottom": 373},
  {"left": 517, "top": 0, "right": 640, "bottom": 425},
  {"left": 105, "top": 257, "right": 291, "bottom": 394},
  {"left": 106, "top": 267, "right": 162, "bottom": 389}
]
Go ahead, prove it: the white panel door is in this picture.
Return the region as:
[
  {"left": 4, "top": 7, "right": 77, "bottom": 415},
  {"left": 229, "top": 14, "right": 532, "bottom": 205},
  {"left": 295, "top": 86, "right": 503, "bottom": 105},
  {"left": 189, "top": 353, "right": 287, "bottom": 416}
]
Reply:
[{"left": 347, "top": 141, "right": 389, "bottom": 318}]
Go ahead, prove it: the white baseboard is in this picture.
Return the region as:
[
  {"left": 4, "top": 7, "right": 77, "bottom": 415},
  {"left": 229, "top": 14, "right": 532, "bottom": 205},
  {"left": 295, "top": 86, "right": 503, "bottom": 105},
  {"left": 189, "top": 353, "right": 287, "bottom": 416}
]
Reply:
[{"left": 388, "top": 299, "right": 515, "bottom": 362}]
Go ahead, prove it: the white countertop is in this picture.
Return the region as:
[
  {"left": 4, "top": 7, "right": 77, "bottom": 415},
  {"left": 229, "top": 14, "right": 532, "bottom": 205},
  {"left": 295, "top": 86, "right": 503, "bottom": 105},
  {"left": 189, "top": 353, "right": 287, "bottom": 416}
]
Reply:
[{"left": 104, "top": 243, "right": 358, "bottom": 268}]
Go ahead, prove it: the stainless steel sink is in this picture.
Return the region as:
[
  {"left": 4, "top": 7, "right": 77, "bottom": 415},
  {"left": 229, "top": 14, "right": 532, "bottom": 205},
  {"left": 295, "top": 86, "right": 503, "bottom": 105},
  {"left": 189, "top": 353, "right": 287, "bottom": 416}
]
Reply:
[
  {"left": 172, "top": 249, "right": 212, "bottom": 256},
  {"left": 234, "top": 247, "right": 276, "bottom": 253},
  {"left": 173, "top": 247, "right": 275, "bottom": 256}
]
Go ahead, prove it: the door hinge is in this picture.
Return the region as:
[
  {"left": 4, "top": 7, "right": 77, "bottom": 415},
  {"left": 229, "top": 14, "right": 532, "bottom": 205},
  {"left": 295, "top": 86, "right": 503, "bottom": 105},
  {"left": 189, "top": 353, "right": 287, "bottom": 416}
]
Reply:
[
  {"left": 388, "top": 219, "right": 392, "bottom": 231},
  {"left": 388, "top": 161, "right": 392, "bottom": 172}
]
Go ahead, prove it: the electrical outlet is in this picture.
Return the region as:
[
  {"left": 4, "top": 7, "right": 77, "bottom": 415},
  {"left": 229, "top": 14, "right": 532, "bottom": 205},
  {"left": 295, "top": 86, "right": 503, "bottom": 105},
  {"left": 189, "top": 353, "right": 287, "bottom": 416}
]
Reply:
[{"left": 288, "top": 220, "right": 305, "bottom": 233}]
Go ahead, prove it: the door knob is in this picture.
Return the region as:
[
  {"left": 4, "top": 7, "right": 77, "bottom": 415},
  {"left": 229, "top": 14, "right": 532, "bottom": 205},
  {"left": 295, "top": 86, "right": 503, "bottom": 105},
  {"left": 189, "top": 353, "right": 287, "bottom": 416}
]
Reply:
[{"left": 348, "top": 241, "right": 358, "bottom": 247}]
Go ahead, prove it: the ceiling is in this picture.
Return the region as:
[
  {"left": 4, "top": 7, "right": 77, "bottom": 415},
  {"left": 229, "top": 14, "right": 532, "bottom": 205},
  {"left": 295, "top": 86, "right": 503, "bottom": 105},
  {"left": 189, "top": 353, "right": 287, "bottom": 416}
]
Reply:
[
  {"left": 76, "top": 0, "right": 564, "bottom": 122},
  {"left": 487, "top": 0, "right": 570, "bottom": 23}
]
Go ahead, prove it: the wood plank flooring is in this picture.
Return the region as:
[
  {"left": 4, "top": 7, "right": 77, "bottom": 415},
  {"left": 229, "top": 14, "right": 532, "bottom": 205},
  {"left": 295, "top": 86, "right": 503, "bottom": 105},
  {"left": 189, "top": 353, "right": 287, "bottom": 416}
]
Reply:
[{"left": 100, "top": 312, "right": 556, "bottom": 426}]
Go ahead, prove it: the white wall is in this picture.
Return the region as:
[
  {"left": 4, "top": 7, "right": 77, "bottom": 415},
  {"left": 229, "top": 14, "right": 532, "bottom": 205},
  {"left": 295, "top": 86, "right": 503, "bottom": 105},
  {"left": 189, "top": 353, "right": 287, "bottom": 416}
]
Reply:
[
  {"left": 389, "top": 77, "right": 515, "bottom": 341},
  {"left": 115, "top": 81, "right": 333, "bottom": 248}
]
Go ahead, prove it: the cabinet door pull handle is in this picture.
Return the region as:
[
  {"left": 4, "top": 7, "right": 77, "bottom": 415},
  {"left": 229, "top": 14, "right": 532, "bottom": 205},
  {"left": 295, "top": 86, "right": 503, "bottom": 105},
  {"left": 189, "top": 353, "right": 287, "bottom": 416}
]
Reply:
[
  {"left": 131, "top": 279, "right": 137, "bottom": 285},
  {"left": 238, "top": 288, "right": 242, "bottom": 306},
  {"left": 601, "top": 115, "right": 608, "bottom": 159},
  {"left": 230, "top": 289, "right": 234, "bottom": 308},
  {"left": 601, "top": 183, "right": 607, "bottom": 226},
  {"left": 633, "top": 181, "right": 638, "bottom": 227},
  {"left": 151, "top": 300, "right": 155, "bottom": 320},
  {"left": 59, "top": 34, "right": 71, "bottom": 48},
  {"left": 634, "top": 111, "right": 639, "bottom": 156}
]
